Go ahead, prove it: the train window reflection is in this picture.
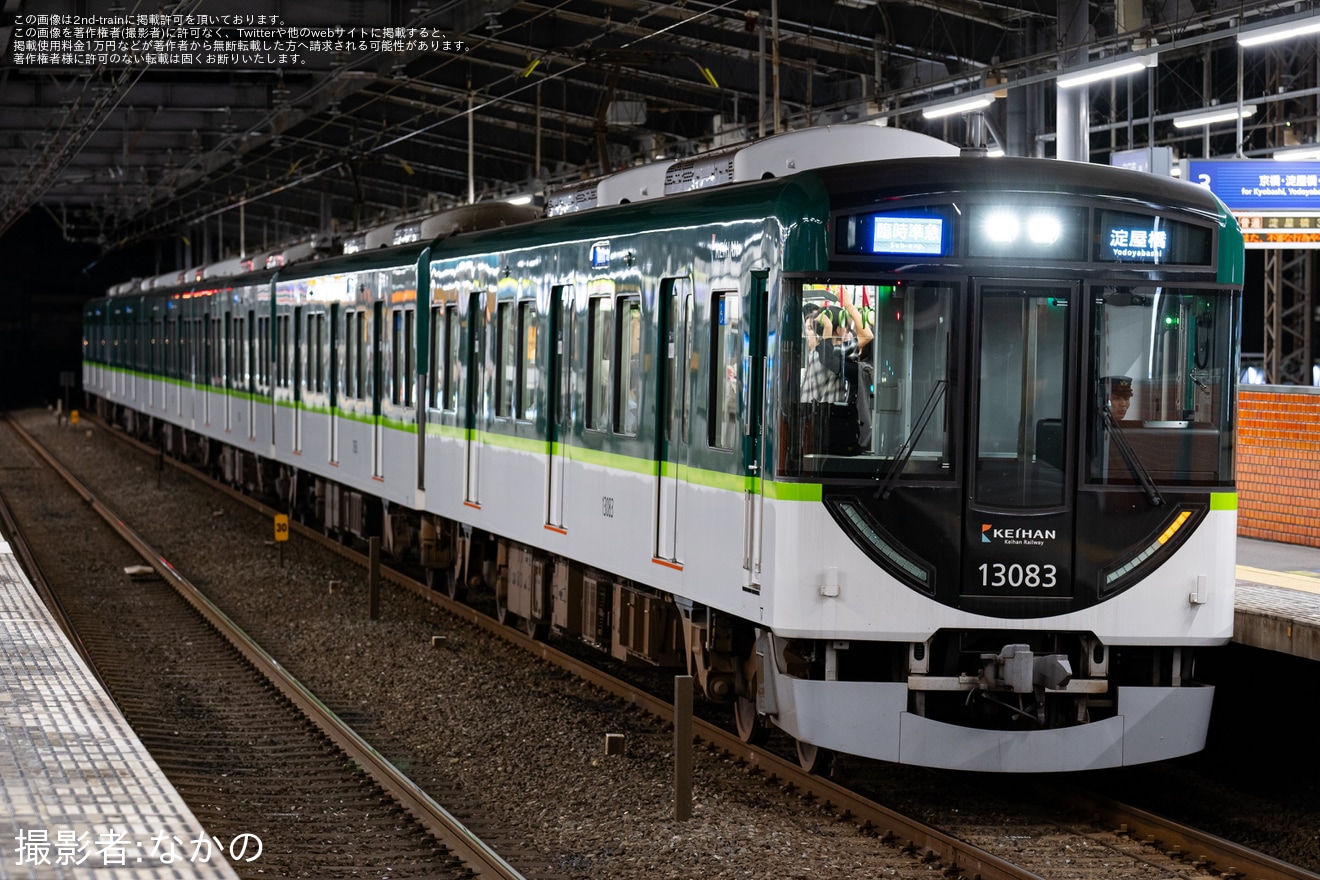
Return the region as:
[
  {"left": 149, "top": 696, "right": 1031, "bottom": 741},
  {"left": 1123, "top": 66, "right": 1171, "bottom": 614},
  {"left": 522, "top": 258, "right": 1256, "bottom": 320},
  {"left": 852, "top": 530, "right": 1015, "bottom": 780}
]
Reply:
[
  {"left": 587, "top": 297, "right": 613, "bottom": 432},
  {"left": 711, "top": 292, "right": 740, "bottom": 449},
  {"left": 1089, "top": 286, "right": 1237, "bottom": 487},
  {"left": 784, "top": 281, "right": 954, "bottom": 479},
  {"left": 974, "top": 289, "right": 1069, "bottom": 509}
]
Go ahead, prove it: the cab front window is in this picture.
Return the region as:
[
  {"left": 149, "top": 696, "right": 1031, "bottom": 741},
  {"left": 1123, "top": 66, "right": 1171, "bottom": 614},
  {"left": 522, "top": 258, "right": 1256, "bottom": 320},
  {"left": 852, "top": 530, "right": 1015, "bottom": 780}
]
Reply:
[
  {"left": 782, "top": 280, "right": 956, "bottom": 480},
  {"left": 1089, "top": 285, "right": 1238, "bottom": 487}
]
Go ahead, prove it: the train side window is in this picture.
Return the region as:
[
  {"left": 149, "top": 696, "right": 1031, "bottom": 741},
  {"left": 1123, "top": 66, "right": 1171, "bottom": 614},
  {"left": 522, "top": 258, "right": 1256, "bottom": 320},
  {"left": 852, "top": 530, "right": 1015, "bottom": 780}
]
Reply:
[
  {"left": 303, "top": 312, "right": 312, "bottom": 393},
  {"left": 151, "top": 318, "right": 162, "bottom": 374},
  {"left": 427, "top": 306, "right": 440, "bottom": 409},
  {"left": 276, "top": 315, "right": 290, "bottom": 388},
  {"left": 404, "top": 308, "right": 415, "bottom": 408},
  {"left": 519, "top": 300, "right": 538, "bottom": 421},
  {"left": 495, "top": 301, "right": 515, "bottom": 418},
  {"left": 255, "top": 315, "right": 267, "bottom": 390},
  {"left": 587, "top": 297, "right": 613, "bottom": 431},
  {"left": 344, "top": 311, "right": 356, "bottom": 399},
  {"left": 209, "top": 317, "right": 220, "bottom": 385},
  {"left": 225, "top": 312, "right": 234, "bottom": 387},
  {"left": 355, "top": 309, "right": 367, "bottom": 400},
  {"left": 614, "top": 297, "right": 642, "bottom": 435},
  {"left": 233, "top": 315, "right": 245, "bottom": 388},
  {"left": 165, "top": 317, "right": 176, "bottom": 378},
  {"left": 388, "top": 307, "right": 400, "bottom": 405},
  {"left": 710, "top": 291, "right": 740, "bottom": 449},
  {"left": 314, "top": 313, "right": 326, "bottom": 394},
  {"left": 445, "top": 304, "right": 459, "bottom": 411}
]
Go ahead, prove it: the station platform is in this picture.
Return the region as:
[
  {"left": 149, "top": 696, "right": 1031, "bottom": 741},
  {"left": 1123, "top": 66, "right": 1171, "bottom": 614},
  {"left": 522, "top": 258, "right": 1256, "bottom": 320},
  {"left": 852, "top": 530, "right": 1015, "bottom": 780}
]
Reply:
[
  {"left": 0, "top": 540, "right": 239, "bottom": 879},
  {"left": 1234, "top": 536, "right": 1320, "bottom": 663}
]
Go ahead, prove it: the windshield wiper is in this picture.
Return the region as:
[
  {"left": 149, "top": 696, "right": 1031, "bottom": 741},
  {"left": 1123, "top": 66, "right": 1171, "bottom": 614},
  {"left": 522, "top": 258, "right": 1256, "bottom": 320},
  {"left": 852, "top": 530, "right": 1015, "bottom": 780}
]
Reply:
[
  {"left": 1103, "top": 407, "right": 1165, "bottom": 507},
  {"left": 876, "top": 380, "right": 947, "bottom": 501}
]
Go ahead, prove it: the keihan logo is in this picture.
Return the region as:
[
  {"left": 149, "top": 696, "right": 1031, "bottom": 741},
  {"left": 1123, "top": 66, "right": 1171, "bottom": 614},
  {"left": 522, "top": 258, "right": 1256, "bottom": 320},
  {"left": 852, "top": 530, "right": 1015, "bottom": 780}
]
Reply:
[{"left": 982, "top": 524, "right": 1057, "bottom": 544}]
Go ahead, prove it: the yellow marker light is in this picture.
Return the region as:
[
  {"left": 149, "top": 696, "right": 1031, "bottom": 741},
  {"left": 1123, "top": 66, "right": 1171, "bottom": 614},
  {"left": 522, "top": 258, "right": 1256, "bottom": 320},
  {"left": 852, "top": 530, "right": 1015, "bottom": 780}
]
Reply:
[
  {"left": 1157, "top": 510, "right": 1193, "bottom": 545},
  {"left": 1105, "top": 509, "right": 1195, "bottom": 584}
]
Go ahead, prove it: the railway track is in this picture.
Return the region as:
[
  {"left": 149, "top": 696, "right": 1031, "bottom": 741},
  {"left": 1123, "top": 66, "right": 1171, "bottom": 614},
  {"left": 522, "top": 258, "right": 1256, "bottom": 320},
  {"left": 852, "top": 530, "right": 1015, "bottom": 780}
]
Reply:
[
  {"left": 0, "top": 415, "right": 525, "bottom": 880},
  {"left": 7, "top": 407, "right": 1320, "bottom": 880}
]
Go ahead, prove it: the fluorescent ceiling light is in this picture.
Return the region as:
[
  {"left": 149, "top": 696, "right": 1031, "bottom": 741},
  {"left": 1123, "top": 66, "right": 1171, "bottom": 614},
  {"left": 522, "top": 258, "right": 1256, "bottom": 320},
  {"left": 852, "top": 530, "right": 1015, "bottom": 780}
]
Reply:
[
  {"left": 1238, "top": 14, "right": 1320, "bottom": 48},
  {"left": 1057, "top": 55, "right": 1156, "bottom": 89},
  {"left": 1274, "top": 145, "right": 1320, "bottom": 161},
  {"left": 923, "top": 94, "right": 994, "bottom": 119},
  {"left": 506, "top": 194, "right": 533, "bottom": 205},
  {"left": 1171, "top": 104, "right": 1257, "bottom": 128}
]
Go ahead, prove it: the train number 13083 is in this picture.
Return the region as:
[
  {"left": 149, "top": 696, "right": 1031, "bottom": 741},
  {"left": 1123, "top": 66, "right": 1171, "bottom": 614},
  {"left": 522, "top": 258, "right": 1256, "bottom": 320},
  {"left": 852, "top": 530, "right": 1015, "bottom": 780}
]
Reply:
[{"left": 978, "top": 563, "right": 1057, "bottom": 589}]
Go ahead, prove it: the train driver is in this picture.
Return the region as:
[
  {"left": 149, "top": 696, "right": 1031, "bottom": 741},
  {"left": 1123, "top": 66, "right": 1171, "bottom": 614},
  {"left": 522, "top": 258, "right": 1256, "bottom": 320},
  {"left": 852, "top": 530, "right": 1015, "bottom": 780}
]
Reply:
[{"left": 1104, "top": 375, "right": 1134, "bottom": 421}]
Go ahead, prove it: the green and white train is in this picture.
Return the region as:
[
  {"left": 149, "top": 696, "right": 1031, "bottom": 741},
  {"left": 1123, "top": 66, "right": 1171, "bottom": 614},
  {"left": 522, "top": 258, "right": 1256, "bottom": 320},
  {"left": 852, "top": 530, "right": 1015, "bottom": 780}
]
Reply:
[{"left": 83, "top": 126, "right": 1244, "bottom": 773}]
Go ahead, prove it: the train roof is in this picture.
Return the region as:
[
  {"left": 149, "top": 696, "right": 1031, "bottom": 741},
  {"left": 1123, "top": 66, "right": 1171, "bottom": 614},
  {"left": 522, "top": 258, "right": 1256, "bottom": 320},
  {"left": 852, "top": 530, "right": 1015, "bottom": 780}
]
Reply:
[
  {"left": 546, "top": 125, "right": 959, "bottom": 216},
  {"left": 811, "top": 155, "right": 1227, "bottom": 219}
]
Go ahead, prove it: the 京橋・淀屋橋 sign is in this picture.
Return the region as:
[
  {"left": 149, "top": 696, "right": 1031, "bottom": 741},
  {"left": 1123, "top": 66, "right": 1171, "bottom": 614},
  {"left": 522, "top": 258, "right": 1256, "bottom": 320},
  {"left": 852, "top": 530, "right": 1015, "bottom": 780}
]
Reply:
[
  {"left": 1187, "top": 160, "right": 1320, "bottom": 211},
  {"left": 1187, "top": 159, "right": 1320, "bottom": 249}
]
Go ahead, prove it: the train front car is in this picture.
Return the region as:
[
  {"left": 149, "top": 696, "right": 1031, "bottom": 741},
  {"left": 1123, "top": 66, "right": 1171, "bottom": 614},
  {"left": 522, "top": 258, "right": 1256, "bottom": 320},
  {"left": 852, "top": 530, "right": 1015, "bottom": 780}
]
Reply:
[{"left": 767, "top": 158, "right": 1243, "bottom": 772}]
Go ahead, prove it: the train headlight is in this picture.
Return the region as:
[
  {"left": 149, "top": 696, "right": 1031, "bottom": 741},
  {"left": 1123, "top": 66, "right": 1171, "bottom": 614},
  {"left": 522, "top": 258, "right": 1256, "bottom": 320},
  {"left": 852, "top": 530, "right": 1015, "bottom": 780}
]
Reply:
[
  {"left": 983, "top": 211, "right": 1019, "bottom": 243},
  {"left": 969, "top": 205, "right": 1088, "bottom": 259},
  {"left": 1027, "top": 213, "right": 1062, "bottom": 245}
]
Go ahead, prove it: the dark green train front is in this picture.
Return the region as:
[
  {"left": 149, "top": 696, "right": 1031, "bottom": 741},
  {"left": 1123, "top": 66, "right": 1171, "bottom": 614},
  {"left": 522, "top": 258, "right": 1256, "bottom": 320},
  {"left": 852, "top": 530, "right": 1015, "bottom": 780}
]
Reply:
[{"left": 763, "top": 158, "right": 1241, "bottom": 771}]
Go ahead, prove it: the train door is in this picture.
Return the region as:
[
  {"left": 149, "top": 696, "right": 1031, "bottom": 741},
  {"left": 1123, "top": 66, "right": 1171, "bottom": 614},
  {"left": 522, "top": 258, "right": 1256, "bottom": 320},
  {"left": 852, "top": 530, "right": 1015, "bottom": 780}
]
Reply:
[
  {"left": 962, "top": 282, "right": 1077, "bottom": 601},
  {"left": 741, "top": 272, "right": 769, "bottom": 586},
  {"left": 372, "top": 300, "right": 384, "bottom": 479},
  {"left": 655, "top": 278, "right": 693, "bottom": 563},
  {"left": 545, "top": 285, "right": 571, "bottom": 530},
  {"left": 463, "top": 290, "right": 485, "bottom": 506}
]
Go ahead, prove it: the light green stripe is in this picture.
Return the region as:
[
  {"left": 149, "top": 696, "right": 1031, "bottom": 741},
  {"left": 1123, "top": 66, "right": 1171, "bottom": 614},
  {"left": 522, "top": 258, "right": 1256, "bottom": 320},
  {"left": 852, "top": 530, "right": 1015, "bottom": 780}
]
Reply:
[
  {"left": 765, "top": 481, "right": 824, "bottom": 502},
  {"left": 424, "top": 422, "right": 466, "bottom": 440},
  {"left": 565, "top": 444, "right": 658, "bottom": 477},
  {"left": 94, "top": 372, "right": 830, "bottom": 502},
  {"left": 1211, "top": 492, "right": 1238, "bottom": 511},
  {"left": 479, "top": 430, "right": 552, "bottom": 455}
]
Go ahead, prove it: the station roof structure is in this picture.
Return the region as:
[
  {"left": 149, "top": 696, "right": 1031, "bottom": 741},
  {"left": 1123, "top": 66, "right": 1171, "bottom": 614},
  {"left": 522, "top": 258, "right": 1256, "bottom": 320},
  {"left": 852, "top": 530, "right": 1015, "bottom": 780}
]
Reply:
[{"left": 1, "top": 0, "right": 1317, "bottom": 257}]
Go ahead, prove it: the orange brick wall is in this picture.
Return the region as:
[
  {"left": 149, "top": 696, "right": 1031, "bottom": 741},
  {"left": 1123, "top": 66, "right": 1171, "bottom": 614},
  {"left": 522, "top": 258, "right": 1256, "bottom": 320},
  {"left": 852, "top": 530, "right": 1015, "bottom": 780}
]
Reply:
[{"left": 1237, "top": 387, "right": 1320, "bottom": 547}]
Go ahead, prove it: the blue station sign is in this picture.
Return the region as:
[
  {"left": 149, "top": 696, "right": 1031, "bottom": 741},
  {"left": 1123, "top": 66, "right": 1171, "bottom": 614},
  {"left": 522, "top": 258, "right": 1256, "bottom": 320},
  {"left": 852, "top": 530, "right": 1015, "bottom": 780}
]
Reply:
[{"left": 1187, "top": 159, "right": 1320, "bottom": 211}]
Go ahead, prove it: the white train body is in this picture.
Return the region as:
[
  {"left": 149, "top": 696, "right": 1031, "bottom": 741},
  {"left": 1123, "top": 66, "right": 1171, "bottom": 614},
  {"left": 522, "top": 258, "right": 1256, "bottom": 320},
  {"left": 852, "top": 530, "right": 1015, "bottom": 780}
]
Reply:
[{"left": 84, "top": 127, "right": 1245, "bottom": 772}]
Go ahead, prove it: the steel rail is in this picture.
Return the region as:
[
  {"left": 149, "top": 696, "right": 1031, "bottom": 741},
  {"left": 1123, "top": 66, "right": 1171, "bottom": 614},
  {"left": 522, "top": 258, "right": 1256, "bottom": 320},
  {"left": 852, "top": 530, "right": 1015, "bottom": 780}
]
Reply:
[
  {"left": 1054, "top": 787, "right": 1320, "bottom": 880},
  {"left": 6, "top": 415, "right": 525, "bottom": 880},
  {"left": 72, "top": 414, "right": 1045, "bottom": 880},
  {"left": 0, "top": 425, "right": 116, "bottom": 703},
  {"left": 78, "top": 412, "right": 1320, "bottom": 880}
]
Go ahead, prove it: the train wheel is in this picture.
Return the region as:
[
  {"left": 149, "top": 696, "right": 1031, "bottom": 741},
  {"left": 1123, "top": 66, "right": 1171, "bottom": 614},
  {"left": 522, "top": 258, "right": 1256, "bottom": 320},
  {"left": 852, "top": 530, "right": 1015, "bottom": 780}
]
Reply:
[
  {"left": 494, "top": 591, "right": 513, "bottom": 625},
  {"left": 425, "top": 566, "right": 466, "bottom": 602},
  {"left": 733, "top": 695, "right": 770, "bottom": 746},
  {"left": 523, "top": 616, "right": 549, "bottom": 641},
  {"left": 795, "top": 739, "right": 833, "bottom": 775},
  {"left": 447, "top": 570, "right": 467, "bottom": 602}
]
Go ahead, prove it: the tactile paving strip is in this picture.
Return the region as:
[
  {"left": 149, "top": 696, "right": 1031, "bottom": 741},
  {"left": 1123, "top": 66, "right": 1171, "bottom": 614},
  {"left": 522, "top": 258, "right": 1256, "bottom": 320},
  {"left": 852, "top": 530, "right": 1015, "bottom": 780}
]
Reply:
[{"left": 0, "top": 541, "right": 239, "bottom": 879}]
